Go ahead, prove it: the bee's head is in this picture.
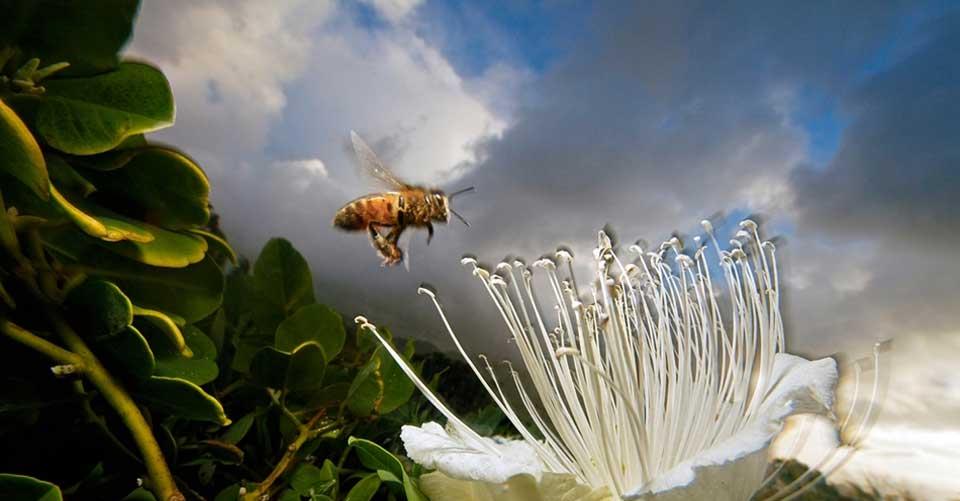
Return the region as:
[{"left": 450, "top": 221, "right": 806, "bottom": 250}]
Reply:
[
  {"left": 441, "top": 186, "right": 474, "bottom": 227},
  {"left": 428, "top": 190, "right": 449, "bottom": 222}
]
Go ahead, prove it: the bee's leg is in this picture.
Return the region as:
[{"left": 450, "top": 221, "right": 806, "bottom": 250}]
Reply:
[
  {"left": 368, "top": 224, "right": 402, "bottom": 266},
  {"left": 367, "top": 224, "right": 389, "bottom": 252},
  {"left": 425, "top": 223, "right": 434, "bottom": 245}
]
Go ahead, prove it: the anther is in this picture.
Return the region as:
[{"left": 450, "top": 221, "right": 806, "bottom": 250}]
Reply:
[{"left": 417, "top": 283, "right": 438, "bottom": 298}]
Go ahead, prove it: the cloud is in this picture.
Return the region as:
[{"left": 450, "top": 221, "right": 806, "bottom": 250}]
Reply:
[
  {"left": 128, "top": 0, "right": 333, "bottom": 166},
  {"left": 790, "top": 12, "right": 960, "bottom": 249}
]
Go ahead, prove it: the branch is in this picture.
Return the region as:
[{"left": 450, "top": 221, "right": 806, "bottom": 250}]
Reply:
[
  {"left": 49, "top": 312, "right": 184, "bottom": 501},
  {"left": 243, "top": 408, "right": 330, "bottom": 501},
  {"left": 0, "top": 318, "right": 82, "bottom": 366}
]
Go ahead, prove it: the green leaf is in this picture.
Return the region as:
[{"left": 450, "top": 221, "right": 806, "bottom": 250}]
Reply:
[
  {"left": 230, "top": 332, "right": 272, "bottom": 374},
  {"left": 77, "top": 146, "right": 210, "bottom": 229},
  {"left": 46, "top": 233, "right": 224, "bottom": 322},
  {"left": 46, "top": 153, "right": 95, "bottom": 196},
  {"left": 0, "top": 98, "right": 48, "bottom": 199},
  {"left": 277, "top": 490, "right": 299, "bottom": 501},
  {"left": 378, "top": 340, "right": 416, "bottom": 414},
  {"left": 4, "top": 0, "right": 139, "bottom": 76},
  {"left": 63, "top": 279, "right": 132, "bottom": 336},
  {"left": 249, "top": 346, "right": 290, "bottom": 389},
  {"left": 156, "top": 423, "right": 178, "bottom": 468},
  {"left": 120, "top": 487, "right": 156, "bottom": 501},
  {"left": 42, "top": 195, "right": 209, "bottom": 266},
  {"left": 376, "top": 470, "right": 402, "bottom": 485},
  {"left": 2, "top": 178, "right": 151, "bottom": 243},
  {"left": 223, "top": 270, "right": 255, "bottom": 326},
  {"left": 133, "top": 306, "right": 191, "bottom": 357},
  {"left": 93, "top": 224, "right": 208, "bottom": 268},
  {"left": 346, "top": 355, "right": 381, "bottom": 417},
  {"left": 345, "top": 338, "right": 415, "bottom": 416},
  {"left": 37, "top": 62, "right": 174, "bottom": 154},
  {"left": 190, "top": 229, "right": 238, "bottom": 266},
  {"left": 150, "top": 325, "right": 219, "bottom": 386},
  {"left": 134, "top": 376, "right": 229, "bottom": 425},
  {"left": 348, "top": 437, "right": 404, "bottom": 480},
  {"left": 252, "top": 238, "right": 314, "bottom": 334},
  {"left": 95, "top": 325, "right": 155, "bottom": 381},
  {"left": 213, "top": 484, "right": 241, "bottom": 501},
  {"left": 208, "top": 308, "right": 227, "bottom": 355},
  {"left": 290, "top": 460, "right": 336, "bottom": 495},
  {"left": 219, "top": 412, "right": 255, "bottom": 445},
  {"left": 348, "top": 438, "right": 426, "bottom": 501},
  {"left": 0, "top": 473, "right": 62, "bottom": 501},
  {"left": 276, "top": 304, "right": 345, "bottom": 362},
  {"left": 285, "top": 342, "right": 326, "bottom": 400},
  {"left": 344, "top": 473, "right": 381, "bottom": 501}
]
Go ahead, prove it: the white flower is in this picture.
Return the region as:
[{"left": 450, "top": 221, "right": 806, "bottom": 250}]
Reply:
[{"left": 358, "top": 220, "right": 840, "bottom": 500}]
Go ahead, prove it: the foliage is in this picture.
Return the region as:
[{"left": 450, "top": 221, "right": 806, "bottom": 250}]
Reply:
[{"left": 0, "top": 2, "right": 422, "bottom": 500}]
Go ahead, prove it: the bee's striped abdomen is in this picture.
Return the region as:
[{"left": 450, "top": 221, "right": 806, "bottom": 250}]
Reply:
[{"left": 333, "top": 194, "right": 401, "bottom": 230}]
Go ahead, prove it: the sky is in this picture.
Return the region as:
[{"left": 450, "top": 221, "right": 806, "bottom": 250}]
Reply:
[{"left": 127, "top": 1, "right": 960, "bottom": 497}]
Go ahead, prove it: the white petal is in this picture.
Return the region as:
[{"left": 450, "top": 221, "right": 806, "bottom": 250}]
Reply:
[
  {"left": 401, "top": 422, "right": 546, "bottom": 484},
  {"left": 625, "top": 354, "right": 838, "bottom": 500},
  {"left": 418, "top": 471, "right": 613, "bottom": 501},
  {"left": 759, "top": 353, "right": 839, "bottom": 421}
]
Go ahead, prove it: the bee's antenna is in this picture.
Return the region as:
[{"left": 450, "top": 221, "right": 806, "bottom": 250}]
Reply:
[
  {"left": 448, "top": 186, "right": 475, "bottom": 199},
  {"left": 450, "top": 208, "right": 470, "bottom": 227}
]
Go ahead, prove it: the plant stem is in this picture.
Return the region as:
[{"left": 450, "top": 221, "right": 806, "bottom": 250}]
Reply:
[
  {"left": 49, "top": 312, "right": 184, "bottom": 501},
  {"left": 243, "top": 408, "right": 327, "bottom": 501},
  {"left": 0, "top": 318, "right": 82, "bottom": 366},
  {"left": 74, "top": 381, "right": 143, "bottom": 466}
]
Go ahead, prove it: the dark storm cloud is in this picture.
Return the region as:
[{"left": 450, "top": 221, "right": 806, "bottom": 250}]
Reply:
[
  {"left": 452, "top": 1, "right": 913, "bottom": 259},
  {"left": 791, "top": 12, "right": 960, "bottom": 248}
]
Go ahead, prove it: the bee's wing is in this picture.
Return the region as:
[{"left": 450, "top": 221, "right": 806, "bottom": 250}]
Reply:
[{"left": 350, "top": 130, "right": 409, "bottom": 190}]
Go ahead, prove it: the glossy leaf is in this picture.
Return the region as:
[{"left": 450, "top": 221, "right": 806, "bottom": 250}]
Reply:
[
  {"left": 95, "top": 325, "right": 156, "bottom": 381},
  {"left": 120, "top": 487, "right": 156, "bottom": 501},
  {"left": 345, "top": 339, "right": 415, "bottom": 416},
  {"left": 344, "top": 473, "right": 381, "bottom": 501},
  {"left": 151, "top": 326, "right": 218, "bottom": 386},
  {"left": 290, "top": 460, "right": 337, "bottom": 495},
  {"left": 249, "top": 346, "right": 290, "bottom": 389},
  {"left": 284, "top": 342, "right": 327, "bottom": 400},
  {"left": 0, "top": 98, "right": 48, "bottom": 199},
  {"left": 0, "top": 473, "right": 62, "bottom": 501},
  {"left": 348, "top": 437, "right": 427, "bottom": 501},
  {"left": 63, "top": 279, "right": 132, "bottom": 337},
  {"left": 378, "top": 339, "right": 416, "bottom": 414},
  {"left": 37, "top": 62, "right": 174, "bottom": 154},
  {"left": 190, "top": 229, "right": 238, "bottom": 266},
  {"left": 252, "top": 238, "right": 314, "bottom": 334},
  {"left": 45, "top": 233, "right": 224, "bottom": 322},
  {"left": 276, "top": 304, "right": 345, "bottom": 361},
  {"left": 348, "top": 437, "right": 404, "bottom": 480},
  {"left": 93, "top": 224, "right": 207, "bottom": 268},
  {"left": 46, "top": 153, "right": 95, "bottom": 196},
  {"left": 219, "top": 412, "right": 256, "bottom": 445},
  {"left": 2, "top": 0, "right": 138, "bottom": 76},
  {"left": 346, "top": 355, "right": 381, "bottom": 417},
  {"left": 78, "top": 146, "right": 210, "bottom": 229},
  {"left": 134, "top": 305, "right": 191, "bottom": 357},
  {"left": 134, "top": 376, "right": 229, "bottom": 425}
]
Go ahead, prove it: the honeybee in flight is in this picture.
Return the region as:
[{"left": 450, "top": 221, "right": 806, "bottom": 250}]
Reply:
[{"left": 333, "top": 131, "right": 473, "bottom": 266}]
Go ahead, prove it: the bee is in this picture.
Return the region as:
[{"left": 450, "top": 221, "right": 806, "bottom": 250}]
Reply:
[{"left": 333, "top": 131, "right": 473, "bottom": 266}]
